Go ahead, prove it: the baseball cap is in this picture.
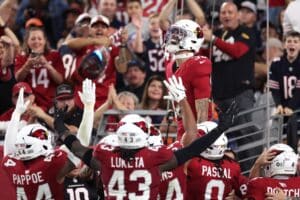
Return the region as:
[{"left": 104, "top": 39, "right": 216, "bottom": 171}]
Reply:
[
  {"left": 25, "top": 18, "right": 44, "bottom": 28},
  {"left": 75, "top": 13, "right": 91, "bottom": 25},
  {"left": 240, "top": 1, "right": 257, "bottom": 14},
  {"left": 55, "top": 84, "right": 74, "bottom": 100},
  {"left": 127, "top": 60, "right": 145, "bottom": 72},
  {"left": 90, "top": 15, "right": 110, "bottom": 27},
  {"left": 12, "top": 82, "right": 33, "bottom": 97}
]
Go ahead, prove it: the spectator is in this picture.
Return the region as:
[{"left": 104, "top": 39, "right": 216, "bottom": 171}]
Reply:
[
  {"left": 125, "top": 0, "right": 150, "bottom": 41},
  {"left": 0, "top": 35, "right": 17, "bottom": 114},
  {"left": 202, "top": 2, "right": 257, "bottom": 170},
  {"left": 269, "top": 0, "right": 286, "bottom": 28},
  {"left": 0, "top": 82, "right": 35, "bottom": 126},
  {"left": 27, "top": 83, "right": 83, "bottom": 133},
  {"left": 94, "top": 84, "right": 139, "bottom": 131},
  {"left": 269, "top": 31, "right": 300, "bottom": 117},
  {"left": 118, "top": 60, "right": 147, "bottom": 101},
  {"left": 139, "top": 75, "right": 167, "bottom": 125},
  {"left": 283, "top": 0, "right": 300, "bottom": 35},
  {"left": 15, "top": 0, "right": 69, "bottom": 47},
  {"left": 98, "top": 0, "right": 125, "bottom": 31},
  {"left": 239, "top": 1, "right": 261, "bottom": 49},
  {"left": 132, "top": 13, "right": 165, "bottom": 80},
  {"left": 64, "top": 14, "right": 132, "bottom": 109},
  {"left": 14, "top": 26, "right": 65, "bottom": 110}
]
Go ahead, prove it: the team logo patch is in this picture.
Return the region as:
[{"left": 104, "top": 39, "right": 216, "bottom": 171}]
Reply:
[{"left": 241, "top": 33, "right": 250, "bottom": 40}]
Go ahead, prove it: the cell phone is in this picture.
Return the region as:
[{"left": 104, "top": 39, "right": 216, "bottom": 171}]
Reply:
[{"left": 30, "top": 52, "right": 42, "bottom": 58}]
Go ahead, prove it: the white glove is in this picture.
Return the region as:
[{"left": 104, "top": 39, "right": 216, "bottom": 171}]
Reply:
[
  {"left": 78, "top": 78, "right": 96, "bottom": 108},
  {"left": 15, "top": 87, "right": 30, "bottom": 115},
  {"left": 163, "top": 75, "right": 186, "bottom": 103}
]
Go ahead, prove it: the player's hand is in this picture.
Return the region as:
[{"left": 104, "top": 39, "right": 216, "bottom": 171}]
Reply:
[
  {"left": 255, "top": 148, "right": 277, "bottom": 167},
  {"left": 265, "top": 188, "right": 286, "bottom": 200},
  {"left": 217, "top": 101, "right": 239, "bottom": 132},
  {"left": 163, "top": 75, "right": 186, "bottom": 103},
  {"left": 275, "top": 105, "right": 284, "bottom": 115},
  {"left": 78, "top": 78, "right": 96, "bottom": 108},
  {"left": 225, "top": 189, "right": 236, "bottom": 200},
  {"left": 283, "top": 107, "right": 293, "bottom": 116},
  {"left": 15, "top": 87, "right": 30, "bottom": 115},
  {"left": 53, "top": 104, "right": 69, "bottom": 135}
]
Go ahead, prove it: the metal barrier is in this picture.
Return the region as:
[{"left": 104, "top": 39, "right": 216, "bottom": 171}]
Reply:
[{"left": 95, "top": 105, "right": 284, "bottom": 175}]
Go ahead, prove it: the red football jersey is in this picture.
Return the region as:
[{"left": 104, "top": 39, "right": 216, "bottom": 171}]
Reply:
[
  {"left": 186, "top": 156, "right": 243, "bottom": 200},
  {"left": 159, "top": 141, "right": 186, "bottom": 200},
  {"left": 174, "top": 55, "right": 212, "bottom": 139},
  {"left": 0, "top": 146, "right": 16, "bottom": 199},
  {"left": 246, "top": 177, "right": 300, "bottom": 200},
  {"left": 14, "top": 51, "right": 65, "bottom": 110},
  {"left": 1, "top": 149, "right": 68, "bottom": 200},
  {"left": 71, "top": 45, "right": 120, "bottom": 109},
  {"left": 93, "top": 144, "right": 173, "bottom": 200}
]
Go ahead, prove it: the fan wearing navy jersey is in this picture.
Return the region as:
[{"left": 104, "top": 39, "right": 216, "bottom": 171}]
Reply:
[
  {"left": 246, "top": 143, "right": 300, "bottom": 200},
  {"left": 1, "top": 79, "right": 96, "bottom": 200},
  {"left": 185, "top": 121, "right": 248, "bottom": 200},
  {"left": 53, "top": 76, "right": 238, "bottom": 199},
  {"left": 269, "top": 31, "right": 300, "bottom": 116},
  {"left": 133, "top": 13, "right": 165, "bottom": 80},
  {"left": 164, "top": 19, "right": 212, "bottom": 140}
]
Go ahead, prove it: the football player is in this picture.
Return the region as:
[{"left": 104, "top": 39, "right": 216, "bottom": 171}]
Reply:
[
  {"left": 1, "top": 79, "right": 96, "bottom": 199},
  {"left": 185, "top": 121, "right": 248, "bottom": 200},
  {"left": 53, "top": 76, "right": 238, "bottom": 199},
  {"left": 246, "top": 143, "right": 300, "bottom": 200},
  {"left": 164, "top": 19, "right": 212, "bottom": 140}
]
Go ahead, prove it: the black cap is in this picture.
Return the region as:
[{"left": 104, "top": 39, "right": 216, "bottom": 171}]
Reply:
[
  {"left": 55, "top": 84, "right": 74, "bottom": 100},
  {"left": 127, "top": 60, "right": 145, "bottom": 72}
]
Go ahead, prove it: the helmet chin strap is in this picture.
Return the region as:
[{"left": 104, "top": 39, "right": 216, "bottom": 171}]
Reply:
[{"left": 175, "top": 52, "right": 194, "bottom": 59}]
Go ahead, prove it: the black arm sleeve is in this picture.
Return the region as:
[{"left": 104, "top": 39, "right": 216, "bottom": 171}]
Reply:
[{"left": 174, "top": 127, "right": 224, "bottom": 166}]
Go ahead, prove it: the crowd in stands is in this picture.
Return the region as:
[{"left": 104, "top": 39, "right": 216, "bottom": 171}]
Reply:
[{"left": 0, "top": 0, "right": 300, "bottom": 199}]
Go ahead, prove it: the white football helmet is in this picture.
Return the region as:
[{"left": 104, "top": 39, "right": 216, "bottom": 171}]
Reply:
[
  {"left": 119, "top": 114, "right": 163, "bottom": 147},
  {"left": 198, "top": 121, "right": 228, "bottom": 160},
  {"left": 116, "top": 122, "right": 149, "bottom": 149},
  {"left": 268, "top": 143, "right": 294, "bottom": 153},
  {"left": 264, "top": 150, "right": 298, "bottom": 177},
  {"left": 99, "top": 134, "right": 119, "bottom": 147},
  {"left": 165, "top": 19, "right": 204, "bottom": 59},
  {"left": 14, "top": 124, "right": 53, "bottom": 160}
]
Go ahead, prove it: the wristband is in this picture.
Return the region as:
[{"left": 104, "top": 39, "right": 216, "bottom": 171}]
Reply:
[
  {"left": 64, "top": 134, "right": 78, "bottom": 149},
  {"left": 82, "top": 148, "right": 93, "bottom": 166},
  {"left": 211, "top": 35, "right": 217, "bottom": 44},
  {"left": 119, "top": 44, "right": 127, "bottom": 48}
]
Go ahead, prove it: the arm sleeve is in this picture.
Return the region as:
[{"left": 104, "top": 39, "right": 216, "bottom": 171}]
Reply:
[
  {"left": 3, "top": 111, "right": 21, "bottom": 156},
  {"left": 214, "top": 38, "right": 249, "bottom": 59},
  {"left": 77, "top": 105, "right": 94, "bottom": 146},
  {"left": 268, "top": 62, "right": 281, "bottom": 106},
  {"left": 174, "top": 126, "right": 224, "bottom": 166}
]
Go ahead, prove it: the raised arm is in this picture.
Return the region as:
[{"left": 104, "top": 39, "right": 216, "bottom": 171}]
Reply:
[
  {"left": 64, "top": 37, "right": 111, "bottom": 50},
  {"left": 4, "top": 88, "right": 30, "bottom": 156},
  {"left": 163, "top": 75, "right": 198, "bottom": 146},
  {"left": 186, "top": 0, "right": 206, "bottom": 25},
  {"left": 54, "top": 108, "right": 100, "bottom": 170},
  {"left": 77, "top": 79, "right": 96, "bottom": 146},
  {"left": 159, "top": 102, "right": 238, "bottom": 172}
]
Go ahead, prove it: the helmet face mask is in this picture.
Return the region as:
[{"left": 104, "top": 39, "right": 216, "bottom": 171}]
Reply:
[
  {"left": 79, "top": 48, "right": 109, "bottom": 80},
  {"left": 264, "top": 143, "right": 297, "bottom": 177},
  {"left": 197, "top": 121, "right": 227, "bottom": 160},
  {"left": 118, "top": 114, "right": 163, "bottom": 147},
  {"left": 15, "top": 124, "right": 53, "bottom": 160},
  {"left": 164, "top": 19, "right": 204, "bottom": 59}
]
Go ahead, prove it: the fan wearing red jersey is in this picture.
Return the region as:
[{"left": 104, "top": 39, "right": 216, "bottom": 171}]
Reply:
[
  {"left": 1, "top": 80, "right": 96, "bottom": 200},
  {"left": 64, "top": 14, "right": 132, "bottom": 109},
  {"left": 164, "top": 19, "right": 212, "bottom": 140},
  {"left": 15, "top": 27, "right": 65, "bottom": 110},
  {"left": 246, "top": 144, "right": 300, "bottom": 200},
  {"left": 53, "top": 76, "right": 238, "bottom": 199}
]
